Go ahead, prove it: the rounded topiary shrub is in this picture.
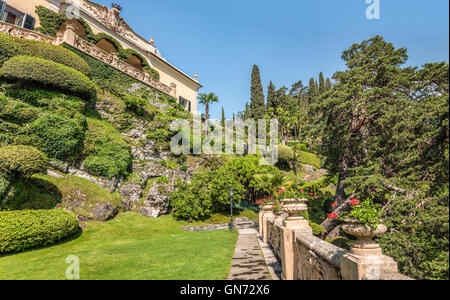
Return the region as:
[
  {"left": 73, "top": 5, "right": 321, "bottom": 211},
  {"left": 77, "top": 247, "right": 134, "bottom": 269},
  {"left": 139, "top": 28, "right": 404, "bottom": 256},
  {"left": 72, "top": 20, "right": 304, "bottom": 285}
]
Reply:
[
  {"left": 0, "top": 56, "right": 96, "bottom": 100},
  {"left": 0, "top": 209, "right": 79, "bottom": 254},
  {"left": 0, "top": 33, "right": 91, "bottom": 77},
  {"left": 0, "top": 146, "right": 48, "bottom": 178},
  {"left": 277, "top": 144, "right": 294, "bottom": 165},
  {"left": 28, "top": 114, "right": 85, "bottom": 160}
]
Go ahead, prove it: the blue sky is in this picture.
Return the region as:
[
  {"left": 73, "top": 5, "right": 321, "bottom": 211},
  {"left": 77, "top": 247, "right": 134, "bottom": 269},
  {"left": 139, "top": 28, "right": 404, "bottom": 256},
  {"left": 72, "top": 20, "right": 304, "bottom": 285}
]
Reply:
[{"left": 95, "top": 0, "right": 449, "bottom": 119}]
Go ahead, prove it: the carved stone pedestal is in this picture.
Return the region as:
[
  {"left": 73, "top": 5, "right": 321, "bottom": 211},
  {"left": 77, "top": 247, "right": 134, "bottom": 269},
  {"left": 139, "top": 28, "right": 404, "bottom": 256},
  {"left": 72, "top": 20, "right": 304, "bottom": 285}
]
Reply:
[
  {"left": 261, "top": 204, "right": 274, "bottom": 243},
  {"left": 340, "top": 253, "right": 398, "bottom": 280}
]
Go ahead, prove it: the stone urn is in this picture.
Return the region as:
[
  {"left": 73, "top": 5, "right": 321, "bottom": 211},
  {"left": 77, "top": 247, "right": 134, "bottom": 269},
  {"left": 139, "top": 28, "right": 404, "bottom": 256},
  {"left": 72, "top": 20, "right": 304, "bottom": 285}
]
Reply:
[
  {"left": 341, "top": 219, "right": 387, "bottom": 256},
  {"left": 282, "top": 198, "right": 308, "bottom": 221}
]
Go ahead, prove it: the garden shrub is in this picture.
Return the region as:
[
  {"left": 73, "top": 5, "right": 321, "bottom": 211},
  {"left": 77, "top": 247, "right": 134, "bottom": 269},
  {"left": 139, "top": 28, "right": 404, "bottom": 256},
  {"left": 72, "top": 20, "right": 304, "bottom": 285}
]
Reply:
[
  {"left": 0, "top": 33, "right": 91, "bottom": 76},
  {"left": 27, "top": 114, "right": 85, "bottom": 160},
  {"left": 309, "top": 221, "right": 325, "bottom": 237},
  {"left": 0, "top": 56, "right": 95, "bottom": 100},
  {"left": 0, "top": 146, "right": 48, "bottom": 178},
  {"left": 171, "top": 171, "right": 214, "bottom": 221},
  {"left": 82, "top": 118, "right": 132, "bottom": 179},
  {"left": 4, "top": 88, "right": 86, "bottom": 115},
  {"left": 122, "top": 94, "right": 147, "bottom": 113},
  {"left": 328, "top": 236, "right": 352, "bottom": 250},
  {"left": 0, "top": 173, "right": 10, "bottom": 201},
  {"left": 0, "top": 98, "right": 39, "bottom": 124},
  {"left": 171, "top": 155, "right": 277, "bottom": 220},
  {"left": 277, "top": 145, "right": 294, "bottom": 165},
  {"left": 0, "top": 209, "right": 79, "bottom": 254}
]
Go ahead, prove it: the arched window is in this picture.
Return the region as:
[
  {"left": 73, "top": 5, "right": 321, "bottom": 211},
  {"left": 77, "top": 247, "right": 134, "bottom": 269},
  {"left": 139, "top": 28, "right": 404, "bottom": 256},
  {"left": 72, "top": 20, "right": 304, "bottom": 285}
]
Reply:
[
  {"left": 96, "top": 38, "right": 119, "bottom": 55},
  {"left": 124, "top": 54, "right": 143, "bottom": 70}
]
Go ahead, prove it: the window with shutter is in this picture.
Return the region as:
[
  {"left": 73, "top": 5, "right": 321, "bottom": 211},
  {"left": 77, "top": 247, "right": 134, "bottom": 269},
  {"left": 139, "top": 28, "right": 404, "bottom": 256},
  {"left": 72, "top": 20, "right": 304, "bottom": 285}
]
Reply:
[
  {"left": 0, "top": 1, "right": 6, "bottom": 21},
  {"left": 23, "top": 14, "right": 35, "bottom": 30}
]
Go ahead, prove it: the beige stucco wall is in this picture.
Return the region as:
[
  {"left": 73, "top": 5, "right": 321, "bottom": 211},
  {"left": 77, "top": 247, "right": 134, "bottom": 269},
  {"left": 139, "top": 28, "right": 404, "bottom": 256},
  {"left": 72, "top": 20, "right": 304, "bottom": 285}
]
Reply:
[
  {"left": 4, "top": 0, "right": 47, "bottom": 27},
  {"left": 152, "top": 58, "right": 199, "bottom": 113}
]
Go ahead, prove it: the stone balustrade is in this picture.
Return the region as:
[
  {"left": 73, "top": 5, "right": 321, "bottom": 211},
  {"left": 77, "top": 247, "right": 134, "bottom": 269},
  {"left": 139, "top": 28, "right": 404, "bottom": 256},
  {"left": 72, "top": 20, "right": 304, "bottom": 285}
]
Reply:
[
  {"left": 0, "top": 21, "right": 174, "bottom": 97},
  {"left": 259, "top": 201, "right": 413, "bottom": 280}
]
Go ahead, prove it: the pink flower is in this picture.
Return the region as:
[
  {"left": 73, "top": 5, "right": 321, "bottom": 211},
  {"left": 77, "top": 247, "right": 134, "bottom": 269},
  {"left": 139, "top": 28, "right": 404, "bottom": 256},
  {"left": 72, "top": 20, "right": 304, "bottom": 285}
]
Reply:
[
  {"left": 309, "top": 193, "right": 313, "bottom": 196},
  {"left": 301, "top": 189, "right": 304, "bottom": 193},
  {"left": 315, "top": 196, "right": 319, "bottom": 199},
  {"left": 331, "top": 202, "right": 337, "bottom": 208}
]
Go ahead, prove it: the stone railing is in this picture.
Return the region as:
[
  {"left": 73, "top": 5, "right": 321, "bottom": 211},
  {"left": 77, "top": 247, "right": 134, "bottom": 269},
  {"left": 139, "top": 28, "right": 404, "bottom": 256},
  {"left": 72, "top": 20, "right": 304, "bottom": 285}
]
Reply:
[
  {"left": 259, "top": 201, "right": 413, "bottom": 280},
  {"left": 0, "top": 21, "right": 56, "bottom": 43},
  {"left": 0, "top": 21, "right": 174, "bottom": 97}
]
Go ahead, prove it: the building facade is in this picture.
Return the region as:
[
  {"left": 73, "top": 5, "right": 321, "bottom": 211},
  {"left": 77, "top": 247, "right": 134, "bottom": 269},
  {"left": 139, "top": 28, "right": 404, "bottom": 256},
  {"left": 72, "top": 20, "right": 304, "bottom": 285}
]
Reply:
[{"left": 0, "top": 0, "right": 201, "bottom": 113}]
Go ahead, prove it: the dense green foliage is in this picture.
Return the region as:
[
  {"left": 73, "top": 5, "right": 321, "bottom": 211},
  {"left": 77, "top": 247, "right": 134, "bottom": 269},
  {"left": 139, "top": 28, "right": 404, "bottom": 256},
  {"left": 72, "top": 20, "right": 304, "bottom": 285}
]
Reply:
[
  {"left": 0, "top": 146, "right": 48, "bottom": 178},
  {"left": 171, "top": 155, "right": 279, "bottom": 220},
  {"left": 27, "top": 114, "right": 86, "bottom": 160},
  {"left": 0, "top": 56, "right": 95, "bottom": 100},
  {"left": 0, "top": 209, "right": 79, "bottom": 254},
  {"left": 34, "top": 5, "right": 66, "bottom": 37},
  {"left": 82, "top": 118, "right": 132, "bottom": 179},
  {"left": 0, "top": 33, "right": 91, "bottom": 76},
  {"left": 303, "top": 36, "right": 449, "bottom": 279}
]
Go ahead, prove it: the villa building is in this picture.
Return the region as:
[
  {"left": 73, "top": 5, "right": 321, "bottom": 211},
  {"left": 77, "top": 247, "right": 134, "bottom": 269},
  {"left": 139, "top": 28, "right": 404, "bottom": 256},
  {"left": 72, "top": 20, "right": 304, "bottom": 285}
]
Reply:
[{"left": 0, "top": 0, "right": 202, "bottom": 113}]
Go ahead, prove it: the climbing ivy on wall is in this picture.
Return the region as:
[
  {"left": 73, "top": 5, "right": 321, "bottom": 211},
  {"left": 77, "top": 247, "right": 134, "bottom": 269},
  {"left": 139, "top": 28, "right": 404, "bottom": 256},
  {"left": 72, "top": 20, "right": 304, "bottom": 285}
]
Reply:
[
  {"left": 34, "top": 6, "right": 160, "bottom": 80},
  {"left": 63, "top": 44, "right": 171, "bottom": 101},
  {"left": 34, "top": 6, "right": 66, "bottom": 37}
]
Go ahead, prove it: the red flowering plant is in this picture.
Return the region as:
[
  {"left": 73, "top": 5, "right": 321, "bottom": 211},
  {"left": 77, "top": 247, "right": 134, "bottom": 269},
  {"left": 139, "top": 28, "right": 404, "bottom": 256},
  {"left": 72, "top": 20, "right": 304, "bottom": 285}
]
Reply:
[{"left": 329, "top": 198, "right": 383, "bottom": 229}]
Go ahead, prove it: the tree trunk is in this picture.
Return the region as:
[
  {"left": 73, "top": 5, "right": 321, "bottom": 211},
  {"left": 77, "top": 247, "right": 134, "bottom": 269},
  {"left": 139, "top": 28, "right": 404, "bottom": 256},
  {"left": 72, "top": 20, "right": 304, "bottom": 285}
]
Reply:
[{"left": 205, "top": 103, "right": 209, "bottom": 134}]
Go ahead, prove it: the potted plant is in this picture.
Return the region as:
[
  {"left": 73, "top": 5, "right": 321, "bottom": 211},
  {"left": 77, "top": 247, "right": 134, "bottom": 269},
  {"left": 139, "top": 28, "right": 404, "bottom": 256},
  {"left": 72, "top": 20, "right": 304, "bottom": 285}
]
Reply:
[{"left": 334, "top": 198, "right": 386, "bottom": 256}]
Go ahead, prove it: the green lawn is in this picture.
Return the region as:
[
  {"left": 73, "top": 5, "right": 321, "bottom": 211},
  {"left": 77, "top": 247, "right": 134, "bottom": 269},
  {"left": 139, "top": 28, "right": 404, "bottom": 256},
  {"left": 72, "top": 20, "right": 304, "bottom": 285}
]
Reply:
[{"left": 0, "top": 212, "right": 238, "bottom": 280}]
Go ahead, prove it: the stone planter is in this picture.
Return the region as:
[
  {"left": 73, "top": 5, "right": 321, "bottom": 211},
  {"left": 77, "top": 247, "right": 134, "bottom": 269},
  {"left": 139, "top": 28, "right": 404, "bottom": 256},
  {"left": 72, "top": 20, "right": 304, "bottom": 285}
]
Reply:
[
  {"left": 341, "top": 219, "right": 387, "bottom": 256},
  {"left": 261, "top": 203, "right": 274, "bottom": 212},
  {"left": 281, "top": 198, "right": 311, "bottom": 232},
  {"left": 282, "top": 198, "right": 308, "bottom": 221}
]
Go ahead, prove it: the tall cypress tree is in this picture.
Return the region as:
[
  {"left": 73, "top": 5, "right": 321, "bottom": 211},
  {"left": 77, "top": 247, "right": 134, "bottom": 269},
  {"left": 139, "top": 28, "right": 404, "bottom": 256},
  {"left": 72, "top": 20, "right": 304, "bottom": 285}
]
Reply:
[
  {"left": 319, "top": 72, "right": 325, "bottom": 93},
  {"left": 244, "top": 103, "right": 250, "bottom": 120},
  {"left": 250, "top": 65, "right": 266, "bottom": 120},
  {"left": 325, "top": 78, "right": 332, "bottom": 90},
  {"left": 221, "top": 107, "right": 225, "bottom": 127},
  {"left": 266, "top": 81, "right": 276, "bottom": 111}
]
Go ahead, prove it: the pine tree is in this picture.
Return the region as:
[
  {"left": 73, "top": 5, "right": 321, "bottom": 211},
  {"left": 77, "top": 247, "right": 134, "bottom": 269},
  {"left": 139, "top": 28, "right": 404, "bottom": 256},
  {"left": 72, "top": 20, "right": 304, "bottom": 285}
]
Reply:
[
  {"left": 266, "top": 81, "right": 276, "bottom": 111},
  {"left": 319, "top": 72, "right": 325, "bottom": 93},
  {"left": 250, "top": 65, "right": 266, "bottom": 120}
]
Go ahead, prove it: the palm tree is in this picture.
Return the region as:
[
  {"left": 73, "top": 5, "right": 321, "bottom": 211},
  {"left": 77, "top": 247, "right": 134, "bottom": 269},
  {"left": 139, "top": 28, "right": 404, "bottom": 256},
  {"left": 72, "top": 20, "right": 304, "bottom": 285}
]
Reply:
[{"left": 198, "top": 92, "right": 219, "bottom": 133}]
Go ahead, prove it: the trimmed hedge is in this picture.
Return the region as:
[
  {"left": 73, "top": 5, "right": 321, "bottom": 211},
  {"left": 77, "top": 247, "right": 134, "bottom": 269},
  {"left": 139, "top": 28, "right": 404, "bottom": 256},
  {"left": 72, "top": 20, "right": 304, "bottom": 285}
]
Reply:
[
  {"left": 28, "top": 114, "right": 86, "bottom": 160},
  {"left": 0, "top": 56, "right": 96, "bottom": 100},
  {"left": 278, "top": 145, "right": 294, "bottom": 165},
  {"left": 297, "top": 150, "right": 321, "bottom": 168},
  {"left": 0, "top": 146, "right": 48, "bottom": 178},
  {"left": 0, "top": 209, "right": 79, "bottom": 254},
  {"left": 0, "top": 33, "right": 91, "bottom": 77}
]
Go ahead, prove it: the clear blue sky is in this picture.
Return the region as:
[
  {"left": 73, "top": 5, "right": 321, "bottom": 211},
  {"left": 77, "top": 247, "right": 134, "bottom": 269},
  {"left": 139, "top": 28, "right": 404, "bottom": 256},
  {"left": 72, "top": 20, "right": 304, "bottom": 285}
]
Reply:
[{"left": 95, "top": 0, "right": 449, "bottom": 119}]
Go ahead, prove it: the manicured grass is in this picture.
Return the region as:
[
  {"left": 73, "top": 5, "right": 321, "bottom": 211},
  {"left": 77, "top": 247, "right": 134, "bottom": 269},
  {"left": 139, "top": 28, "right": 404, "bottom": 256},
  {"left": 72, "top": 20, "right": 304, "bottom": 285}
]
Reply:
[{"left": 0, "top": 212, "right": 238, "bottom": 280}]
